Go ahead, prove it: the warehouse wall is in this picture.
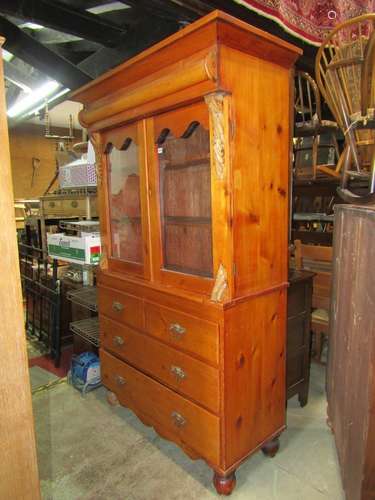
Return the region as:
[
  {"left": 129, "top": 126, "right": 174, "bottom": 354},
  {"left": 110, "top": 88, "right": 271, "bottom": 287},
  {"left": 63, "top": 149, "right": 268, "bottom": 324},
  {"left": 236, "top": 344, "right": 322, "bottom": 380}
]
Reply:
[{"left": 8, "top": 123, "right": 80, "bottom": 200}]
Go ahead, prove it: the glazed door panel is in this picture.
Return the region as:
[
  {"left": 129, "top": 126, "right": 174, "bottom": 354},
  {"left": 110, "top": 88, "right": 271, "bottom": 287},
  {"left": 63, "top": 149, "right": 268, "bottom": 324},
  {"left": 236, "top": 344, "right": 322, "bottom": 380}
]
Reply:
[
  {"left": 102, "top": 122, "right": 150, "bottom": 278},
  {"left": 148, "top": 103, "right": 215, "bottom": 293}
]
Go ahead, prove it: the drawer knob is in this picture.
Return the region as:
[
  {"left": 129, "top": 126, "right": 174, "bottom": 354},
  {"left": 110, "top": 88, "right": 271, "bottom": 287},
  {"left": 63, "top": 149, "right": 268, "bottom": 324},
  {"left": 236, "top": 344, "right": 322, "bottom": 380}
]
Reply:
[
  {"left": 71, "top": 200, "right": 78, "bottom": 208},
  {"left": 113, "top": 336, "right": 125, "bottom": 347},
  {"left": 115, "top": 375, "right": 126, "bottom": 386},
  {"left": 49, "top": 201, "right": 55, "bottom": 207},
  {"left": 170, "top": 365, "right": 186, "bottom": 380},
  {"left": 171, "top": 411, "right": 186, "bottom": 428},
  {"left": 112, "top": 301, "right": 124, "bottom": 312},
  {"left": 169, "top": 323, "right": 186, "bottom": 337}
]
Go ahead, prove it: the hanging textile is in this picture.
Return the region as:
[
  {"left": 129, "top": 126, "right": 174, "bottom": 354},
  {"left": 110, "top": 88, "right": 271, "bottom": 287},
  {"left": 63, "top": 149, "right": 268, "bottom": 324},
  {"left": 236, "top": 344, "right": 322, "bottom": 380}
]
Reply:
[{"left": 234, "top": 0, "right": 375, "bottom": 45}]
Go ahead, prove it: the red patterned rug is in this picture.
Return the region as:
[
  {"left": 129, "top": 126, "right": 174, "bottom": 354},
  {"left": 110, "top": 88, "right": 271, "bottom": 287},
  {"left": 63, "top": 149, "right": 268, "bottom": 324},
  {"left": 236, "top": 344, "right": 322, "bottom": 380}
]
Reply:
[
  {"left": 234, "top": 0, "right": 375, "bottom": 44},
  {"left": 29, "top": 347, "right": 73, "bottom": 378}
]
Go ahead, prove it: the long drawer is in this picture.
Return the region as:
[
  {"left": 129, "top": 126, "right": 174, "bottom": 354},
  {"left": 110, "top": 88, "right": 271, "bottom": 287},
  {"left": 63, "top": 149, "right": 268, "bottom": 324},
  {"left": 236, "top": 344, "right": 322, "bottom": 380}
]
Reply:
[
  {"left": 101, "top": 316, "right": 219, "bottom": 413},
  {"left": 144, "top": 302, "right": 219, "bottom": 365},
  {"left": 98, "top": 286, "right": 143, "bottom": 330},
  {"left": 101, "top": 349, "right": 220, "bottom": 465}
]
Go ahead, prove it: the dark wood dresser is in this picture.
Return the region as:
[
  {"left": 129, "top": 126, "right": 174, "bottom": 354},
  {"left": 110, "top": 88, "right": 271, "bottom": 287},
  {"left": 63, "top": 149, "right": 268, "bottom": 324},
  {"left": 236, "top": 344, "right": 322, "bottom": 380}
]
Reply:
[{"left": 287, "top": 270, "right": 314, "bottom": 406}]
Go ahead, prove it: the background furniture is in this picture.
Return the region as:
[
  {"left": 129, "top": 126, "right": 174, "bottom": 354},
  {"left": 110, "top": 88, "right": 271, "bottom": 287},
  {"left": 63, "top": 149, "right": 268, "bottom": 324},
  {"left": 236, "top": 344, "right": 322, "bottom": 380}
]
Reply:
[
  {"left": 294, "top": 71, "right": 339, "bottom": 180},
  {"left": 72, "top": 11, "right": 301, "bottom": 495},
  {"left": 328, "top": 204, "right": 375, "bottom": 500},
  {"left": 294, "top": 240, "right": 332, "bottom": 363},
  {"left": 316, "top": 14, "right": 375, "bottom": 204},
  {"left": 287, "top": 270, "right": 314, "bottom": 406}
]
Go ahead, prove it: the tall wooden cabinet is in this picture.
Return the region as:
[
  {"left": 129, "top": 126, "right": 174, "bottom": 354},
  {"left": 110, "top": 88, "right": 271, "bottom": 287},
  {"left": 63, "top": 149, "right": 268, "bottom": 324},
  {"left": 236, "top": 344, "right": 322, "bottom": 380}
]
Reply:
[{"left": 72, "top": 11, "right": 301, "bottom": 494}]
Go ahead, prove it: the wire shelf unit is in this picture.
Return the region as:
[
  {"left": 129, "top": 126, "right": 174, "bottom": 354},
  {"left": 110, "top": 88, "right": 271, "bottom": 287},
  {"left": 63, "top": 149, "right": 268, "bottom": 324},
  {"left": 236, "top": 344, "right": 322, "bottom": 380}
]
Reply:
[
  {"left": 67, "top": 286, "right": 98, "bottom": 312},
  {"left": 70, "top": 317, "right": 100, "bottom": 347}
]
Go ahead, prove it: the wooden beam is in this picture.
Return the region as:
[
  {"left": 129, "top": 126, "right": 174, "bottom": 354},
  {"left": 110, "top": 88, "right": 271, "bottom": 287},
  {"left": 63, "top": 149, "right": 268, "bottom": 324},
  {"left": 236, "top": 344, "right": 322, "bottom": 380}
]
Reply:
[
  {"left": 0, "top": 36, "right": 41, "bottom": 500},
  {"left": 0, "top": 16, "right": 92, "bottom": 89},
  {"left": 0, "top": 0, "right": 127, "bottom": 47}
]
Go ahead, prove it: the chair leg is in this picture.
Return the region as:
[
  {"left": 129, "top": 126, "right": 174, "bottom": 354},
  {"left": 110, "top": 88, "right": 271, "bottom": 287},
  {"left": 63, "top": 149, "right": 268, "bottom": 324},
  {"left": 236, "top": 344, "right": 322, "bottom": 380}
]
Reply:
[{"left": 312, "top": 135, "right": 319, "bottom": 179}]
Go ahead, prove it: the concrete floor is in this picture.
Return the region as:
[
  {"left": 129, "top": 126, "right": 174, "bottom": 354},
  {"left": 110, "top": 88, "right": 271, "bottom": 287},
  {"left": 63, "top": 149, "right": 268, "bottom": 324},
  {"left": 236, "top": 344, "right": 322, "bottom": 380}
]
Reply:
[{"left": 32, "top": 363, "right": 344, "bottom": 500}]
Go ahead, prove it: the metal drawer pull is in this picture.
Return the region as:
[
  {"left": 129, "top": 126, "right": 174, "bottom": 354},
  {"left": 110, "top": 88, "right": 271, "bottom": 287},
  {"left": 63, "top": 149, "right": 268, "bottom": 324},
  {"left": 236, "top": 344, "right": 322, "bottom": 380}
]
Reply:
[
  {"left": 169, "top": 323, "right": 186, "bottom": 337},
  {"left": 170, "top": 365, "right": 187, "bottom": 380},
  {"left": 115, "top": 375, "right": 126, "bottom": 386},
  {"left": 71, "top": 200, "right": 78, "bottom": 208},
  {"left": 112, "top": 301, "right": 124, "bottom": 312},
  {"left": 113, "top": 336, "right": 125, "bottom": 347},
  {"left": 171, "top": 411, "right": 186, "bottom": 428}
]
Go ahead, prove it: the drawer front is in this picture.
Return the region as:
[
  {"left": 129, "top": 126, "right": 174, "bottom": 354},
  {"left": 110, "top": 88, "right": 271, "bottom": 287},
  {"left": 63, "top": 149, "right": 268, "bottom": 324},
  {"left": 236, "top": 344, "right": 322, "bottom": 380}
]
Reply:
[
  {"left": 144, "top": 302, "right": 219, "bottom": 365},
  {"left": 61, "top": 198, "right": 87, "bottom": 215},
  {"left": 42, "top": 199, "right": 63, "bottom": 216},
  {"left": 288, "top": 282, "right": 308, "bottom": 317},
  {"left": 101, "top": 349, "right": 220, "bottom": 465},
  {"left": 101, "top": 316, "right": 219, "bottom": 413},
  {"left": 98, "top": 286, "right": 143, "bottom": 330}
]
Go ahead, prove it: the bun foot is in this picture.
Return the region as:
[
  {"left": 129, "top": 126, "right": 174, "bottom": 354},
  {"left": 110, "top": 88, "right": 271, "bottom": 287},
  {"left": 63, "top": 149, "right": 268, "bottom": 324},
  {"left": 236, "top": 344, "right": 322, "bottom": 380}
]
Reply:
[
  {"left": 213, "top": 471, "right": 236, "bottom": 495},
  {"left": 106, "top": 390, "right": 119, "bottom": 406},
  {"left": 261, "top": 436, "right": 280, "bottom": 458}
]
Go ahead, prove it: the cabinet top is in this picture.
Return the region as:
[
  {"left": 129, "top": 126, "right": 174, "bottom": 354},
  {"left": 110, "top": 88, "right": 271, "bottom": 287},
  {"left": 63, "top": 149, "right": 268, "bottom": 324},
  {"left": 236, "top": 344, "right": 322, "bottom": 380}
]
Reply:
[{"left": 71, "top": 10, "right": 301, "bottom": 107}]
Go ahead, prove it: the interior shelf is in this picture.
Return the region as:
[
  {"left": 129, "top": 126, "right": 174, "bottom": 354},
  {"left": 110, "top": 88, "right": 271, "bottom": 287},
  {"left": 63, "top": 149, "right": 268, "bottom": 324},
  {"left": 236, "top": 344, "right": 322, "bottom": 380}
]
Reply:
[
  {"left": 67, "top": 286, "right": 98, "bottom": 312},
  {"left": 70, "top": 317, "right": 100, "bottom": 347},
  {"left": 164, "top": 216, "right": 211, "bottom": 224},
  {"left": 164, "top": 157, "right": 210, "bottom": 170}
]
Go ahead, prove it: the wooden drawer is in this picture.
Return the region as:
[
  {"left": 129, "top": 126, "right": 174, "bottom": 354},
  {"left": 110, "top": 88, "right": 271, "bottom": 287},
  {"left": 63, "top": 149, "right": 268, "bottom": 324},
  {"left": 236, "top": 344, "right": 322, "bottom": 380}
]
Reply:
[
  {"left": 101, "top": 316, "right": 219, "bottom": 413},
  {"left": 42, "top": 199, "right": 63, "bottom": 216},
  {"left": 98, "top": 286, "right": 143, "bottom": 330},
  {"left": 101, "top": 349, "right": 220, "bottom": 465},
  {"left": 144, "top": 302, "right": 219, "bottom": 365}
]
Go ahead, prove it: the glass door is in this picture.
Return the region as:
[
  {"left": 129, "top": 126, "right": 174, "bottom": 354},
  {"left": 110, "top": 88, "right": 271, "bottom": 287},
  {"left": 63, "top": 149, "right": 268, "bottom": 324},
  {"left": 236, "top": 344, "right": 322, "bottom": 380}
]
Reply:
[
  {"left": 103, "top": 122, "right": 149, "bottom": 277},
  {"left": 150, "top": 103, "right": 214, "bottom": 292}
]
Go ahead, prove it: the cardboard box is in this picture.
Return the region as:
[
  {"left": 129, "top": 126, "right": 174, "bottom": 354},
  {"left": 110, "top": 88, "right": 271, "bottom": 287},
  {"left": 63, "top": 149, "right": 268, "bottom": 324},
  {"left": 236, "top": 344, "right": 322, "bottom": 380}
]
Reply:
[{"left": 47, "top": 233, "right": 101, "bottom": 265}]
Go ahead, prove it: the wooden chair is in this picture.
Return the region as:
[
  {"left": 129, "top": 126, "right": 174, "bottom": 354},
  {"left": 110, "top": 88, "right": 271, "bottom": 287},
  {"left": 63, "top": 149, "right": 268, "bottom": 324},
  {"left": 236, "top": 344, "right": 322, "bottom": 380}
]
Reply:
[
  {"left": 294, "top": 239, "right": 333, "bottom": 363},
  {"left": 315, "top": 14, "right": 375, "bottom": 203},
  {"left": 294, "top": 71, "right": 340, "bottom": 180}
]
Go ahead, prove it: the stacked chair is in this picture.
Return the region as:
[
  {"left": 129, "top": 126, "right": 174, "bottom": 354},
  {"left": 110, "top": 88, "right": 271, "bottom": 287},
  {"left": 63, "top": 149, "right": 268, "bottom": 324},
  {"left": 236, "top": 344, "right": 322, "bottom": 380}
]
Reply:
[{"left": 316, "top": 14, "right": 375, "bottom": 203}]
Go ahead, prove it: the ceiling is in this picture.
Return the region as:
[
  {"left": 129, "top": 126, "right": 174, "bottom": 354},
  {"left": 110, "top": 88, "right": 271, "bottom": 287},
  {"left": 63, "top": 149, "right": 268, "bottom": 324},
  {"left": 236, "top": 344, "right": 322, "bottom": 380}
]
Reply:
[{"left": 0, "top": 0, "right": 317, "bottom": 127}]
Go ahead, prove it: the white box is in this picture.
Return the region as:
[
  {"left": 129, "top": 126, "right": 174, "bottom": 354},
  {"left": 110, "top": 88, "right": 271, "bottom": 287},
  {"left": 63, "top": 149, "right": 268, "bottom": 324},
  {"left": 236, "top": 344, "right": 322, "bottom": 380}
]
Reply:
[{"left": 47, "top": 233, "right": 101, "bottom": 265}]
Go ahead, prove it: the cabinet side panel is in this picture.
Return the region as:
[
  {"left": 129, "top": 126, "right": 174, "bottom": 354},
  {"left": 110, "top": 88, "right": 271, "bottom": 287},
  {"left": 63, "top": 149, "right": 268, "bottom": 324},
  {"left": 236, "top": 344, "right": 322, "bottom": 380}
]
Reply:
[
  {"left": 223, "top": 289, "right": 286, "bottom": 467},
  {"left": 220, "top": 46, "right": 290, "bottom": 296}
]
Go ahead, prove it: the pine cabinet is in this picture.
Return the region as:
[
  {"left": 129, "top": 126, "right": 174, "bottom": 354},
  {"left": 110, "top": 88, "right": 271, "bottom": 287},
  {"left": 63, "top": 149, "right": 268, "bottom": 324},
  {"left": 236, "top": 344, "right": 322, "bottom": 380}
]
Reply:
[{"left": 72, "top": 10, "right": 300, "bottom": 494}]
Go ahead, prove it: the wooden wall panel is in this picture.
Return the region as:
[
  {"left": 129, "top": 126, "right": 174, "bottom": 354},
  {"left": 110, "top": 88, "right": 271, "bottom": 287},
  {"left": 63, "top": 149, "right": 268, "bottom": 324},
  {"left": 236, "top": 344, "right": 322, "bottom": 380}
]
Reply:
[
  {"left": 8, "top": 123, "right": 80, "bottom": 199},
  {"left": 0, "top": 38, "right": 41, "bottom": 500}
]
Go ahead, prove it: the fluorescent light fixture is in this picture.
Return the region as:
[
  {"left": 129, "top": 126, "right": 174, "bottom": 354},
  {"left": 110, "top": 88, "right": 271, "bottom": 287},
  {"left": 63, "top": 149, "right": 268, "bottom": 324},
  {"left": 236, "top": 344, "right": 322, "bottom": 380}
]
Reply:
[
  {"left": 25, "top": 87, "right": 70, "bottom": 118},
  {"left": 2, "top": 49, "right": 13, "bottom": 62},
  {"left": 7, "top": 80, "right": 60, "bottom": 118},
  {"left": 20, "top": 22, "right": 44, "bottom": 30},
  {"left": 4, "top": 75, "right": 31, "bottom": 94},
  {"left": 87, "top": 2, "right": 130, "bottom": 14}
]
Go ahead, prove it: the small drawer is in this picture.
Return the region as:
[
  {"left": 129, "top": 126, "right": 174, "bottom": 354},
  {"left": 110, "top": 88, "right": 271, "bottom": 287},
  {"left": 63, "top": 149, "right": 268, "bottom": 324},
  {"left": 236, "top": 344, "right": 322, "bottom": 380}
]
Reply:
[
  {"left": 42, "top": 199, "right": 63, "bottom": 215},
  {"left": 288, "top": 282, "right": 308, "bottom": 317},
  {"left": 101, "top": 316, "right": 219, "bottom": 413},
  {"left": 101, "top": 349, "right": 220, "bottom": 465},
  {"left": 144, "top": 302, "right": 219, "bottom": 365},
  {"left": 98, "top": 286, "right": 143, "bottom": 330},
  {"left": 62, "top": 198, "right": 86, "bottom": 214}
]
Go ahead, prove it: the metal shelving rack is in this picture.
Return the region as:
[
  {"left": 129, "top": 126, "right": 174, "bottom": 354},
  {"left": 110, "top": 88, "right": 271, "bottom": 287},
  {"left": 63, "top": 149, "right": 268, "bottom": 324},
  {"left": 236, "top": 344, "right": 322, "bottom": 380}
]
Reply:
[
  {"left": 67, "top": 285, "right": 99, "bottom": 347},
  {"left": 70, "top": 317, "right": 100, "bottom": 348},
  {"left": 67, "top": 286, "right": 98, "bottom": 312}
]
